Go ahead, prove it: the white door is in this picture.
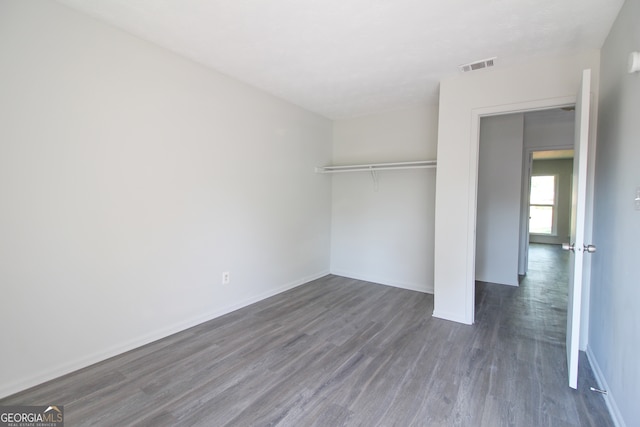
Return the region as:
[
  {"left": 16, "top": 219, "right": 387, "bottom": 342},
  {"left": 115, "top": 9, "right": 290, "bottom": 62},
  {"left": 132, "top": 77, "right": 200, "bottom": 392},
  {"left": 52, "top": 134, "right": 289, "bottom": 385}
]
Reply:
[{"left": 564, "top": 69, "right": 594, "bottom": 389}]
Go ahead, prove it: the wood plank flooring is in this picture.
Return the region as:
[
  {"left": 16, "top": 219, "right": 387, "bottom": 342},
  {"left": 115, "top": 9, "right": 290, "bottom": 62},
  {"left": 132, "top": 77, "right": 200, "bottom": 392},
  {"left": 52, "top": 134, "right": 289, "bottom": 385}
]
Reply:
[{"left": 1, "top": 244, "right": 612, "bottom": 426}]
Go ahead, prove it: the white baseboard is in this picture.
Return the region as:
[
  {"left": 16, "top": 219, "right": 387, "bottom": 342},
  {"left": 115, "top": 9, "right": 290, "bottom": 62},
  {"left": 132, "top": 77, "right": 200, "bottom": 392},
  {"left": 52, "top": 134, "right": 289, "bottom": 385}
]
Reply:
[
  {"left": 431, "top": 309, "right": 473, "bottom": 325},
  {"left": 586, "top": 346, "right": 627, "bottom": 427},
  {"left": 329, "top": 270, "right": 433, "bottom": 294},
  {"left": 0, "top": 270, "right": 329, "bottom": 399}
]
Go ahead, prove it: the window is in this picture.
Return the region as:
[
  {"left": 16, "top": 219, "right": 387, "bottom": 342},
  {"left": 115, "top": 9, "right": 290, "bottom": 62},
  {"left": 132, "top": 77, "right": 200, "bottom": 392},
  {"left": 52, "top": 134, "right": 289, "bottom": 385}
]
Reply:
[{"left": 529, "top": 175, "right": 557, "bottom": 235}]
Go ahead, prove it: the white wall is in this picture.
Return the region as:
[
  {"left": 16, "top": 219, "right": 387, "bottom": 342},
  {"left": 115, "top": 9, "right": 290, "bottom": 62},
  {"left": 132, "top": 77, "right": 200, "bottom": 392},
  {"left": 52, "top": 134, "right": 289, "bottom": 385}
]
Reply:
[
  {"left": 434, "top": 51, "right": 600, "bottom": 324},
  {"left": 0, "top": 1, "right": 332, "bottom": 398},
  {"left": 476, "top": 114, "right": 524, "bottom": 286},
  {"left": 524, "top": 109, "right": 575, "bottom": 151},
  {"left": 530, "top": 159, "right": 573, "bottom": 245},
  {"left": 331, "top": 106, "right": 438, "bottom": 293},
  {"left": 590, "top": 0, "right": 640, "bottom": 425}
]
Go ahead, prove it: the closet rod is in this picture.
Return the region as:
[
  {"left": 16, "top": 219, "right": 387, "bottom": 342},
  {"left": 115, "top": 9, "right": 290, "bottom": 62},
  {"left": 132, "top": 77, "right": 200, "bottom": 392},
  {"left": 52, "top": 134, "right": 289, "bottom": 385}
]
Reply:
[{"left": 315, "top": 160, "right": 436, "bottom": 174}]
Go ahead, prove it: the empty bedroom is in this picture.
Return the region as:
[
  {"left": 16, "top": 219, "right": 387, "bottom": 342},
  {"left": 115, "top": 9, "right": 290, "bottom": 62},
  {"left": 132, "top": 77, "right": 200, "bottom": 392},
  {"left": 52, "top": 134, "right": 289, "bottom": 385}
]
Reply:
[{"left": 1, "top": 0, "right": 638, "bottom": 426}]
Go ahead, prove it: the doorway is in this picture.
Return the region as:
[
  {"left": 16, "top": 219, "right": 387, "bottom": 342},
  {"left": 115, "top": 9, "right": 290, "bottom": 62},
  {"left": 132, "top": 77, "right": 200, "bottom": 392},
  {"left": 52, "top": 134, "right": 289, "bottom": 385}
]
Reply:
[
  {"left": 523, "top": 148, "right": 575, "bottom": 275},
  {"left": 473, "top": 79, "right": 592, "bottom": 389},
  {"left": 475, "top": 108, "right": 575, "bottom": 286}
]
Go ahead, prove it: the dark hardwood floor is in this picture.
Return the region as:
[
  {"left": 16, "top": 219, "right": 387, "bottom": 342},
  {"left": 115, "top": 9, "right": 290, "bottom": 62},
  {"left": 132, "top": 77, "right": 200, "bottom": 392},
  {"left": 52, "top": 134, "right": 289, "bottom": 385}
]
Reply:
[{"left": 1, "top": 244, "right": 612, "bottom": 426}]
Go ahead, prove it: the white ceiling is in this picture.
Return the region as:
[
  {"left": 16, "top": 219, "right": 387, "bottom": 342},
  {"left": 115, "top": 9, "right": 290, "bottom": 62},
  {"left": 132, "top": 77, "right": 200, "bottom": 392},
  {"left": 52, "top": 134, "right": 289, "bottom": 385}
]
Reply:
[{"left": 56, "top": 0, "right": 623, "bottom": 119}]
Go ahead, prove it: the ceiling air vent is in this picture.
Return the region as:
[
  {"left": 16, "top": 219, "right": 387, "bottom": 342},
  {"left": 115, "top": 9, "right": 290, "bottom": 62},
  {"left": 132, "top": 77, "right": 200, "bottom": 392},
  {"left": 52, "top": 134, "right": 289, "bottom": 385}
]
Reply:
[{"left": 458, "top": 57, "right": 496, "bottom": 73}]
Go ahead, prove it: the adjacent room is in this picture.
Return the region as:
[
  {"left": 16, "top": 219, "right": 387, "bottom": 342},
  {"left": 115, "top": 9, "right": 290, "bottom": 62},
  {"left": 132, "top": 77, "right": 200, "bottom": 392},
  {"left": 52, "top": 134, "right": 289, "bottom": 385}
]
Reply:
[{"left": 1, "top": 0, "right": 638, "bottom": 425}]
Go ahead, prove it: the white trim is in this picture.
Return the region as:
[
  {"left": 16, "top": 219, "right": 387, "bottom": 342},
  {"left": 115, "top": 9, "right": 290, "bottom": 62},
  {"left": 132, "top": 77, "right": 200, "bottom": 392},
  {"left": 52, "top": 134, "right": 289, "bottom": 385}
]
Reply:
[
  {"left": 330, "top": 270, "right": 433, "bottom": 294},
  {"left": 527, "top": 144, "right": 575, "bottom": 152},
  {"left": 0, "top": 270, "right": 329, "bottom": 399},
  {"left": 586, "top": 346, "right": 627, "bottom": 427}
]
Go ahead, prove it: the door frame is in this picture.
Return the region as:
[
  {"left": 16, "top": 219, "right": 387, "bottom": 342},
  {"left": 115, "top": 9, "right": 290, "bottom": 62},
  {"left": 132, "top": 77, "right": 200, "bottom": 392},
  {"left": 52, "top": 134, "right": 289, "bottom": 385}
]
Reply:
[
  {"left": 466, "top": 96, "right": 576, "bottom": 322},
  {"left": 518, "top": 150, "right": 533, "bottom": 276}
]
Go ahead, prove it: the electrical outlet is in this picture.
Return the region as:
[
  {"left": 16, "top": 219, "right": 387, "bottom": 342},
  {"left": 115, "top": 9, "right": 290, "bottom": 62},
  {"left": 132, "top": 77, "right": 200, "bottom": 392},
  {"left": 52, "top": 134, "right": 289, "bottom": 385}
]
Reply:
[{"left": 222, "top": 272, "right": 230, "bottom": 284}]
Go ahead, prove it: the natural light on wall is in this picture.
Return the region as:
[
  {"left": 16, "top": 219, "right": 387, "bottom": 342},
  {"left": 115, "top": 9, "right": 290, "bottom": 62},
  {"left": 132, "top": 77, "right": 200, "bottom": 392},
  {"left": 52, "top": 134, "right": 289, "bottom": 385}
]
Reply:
[{"left": 529, "top": 175, "right": 557, "bottom": 234}]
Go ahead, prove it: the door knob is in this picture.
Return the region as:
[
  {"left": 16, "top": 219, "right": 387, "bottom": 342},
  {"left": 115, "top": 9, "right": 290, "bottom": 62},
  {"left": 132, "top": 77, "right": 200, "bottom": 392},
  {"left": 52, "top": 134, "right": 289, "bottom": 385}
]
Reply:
[{"left": 562, "top": 243, "right": 596, "bottom": 253}]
